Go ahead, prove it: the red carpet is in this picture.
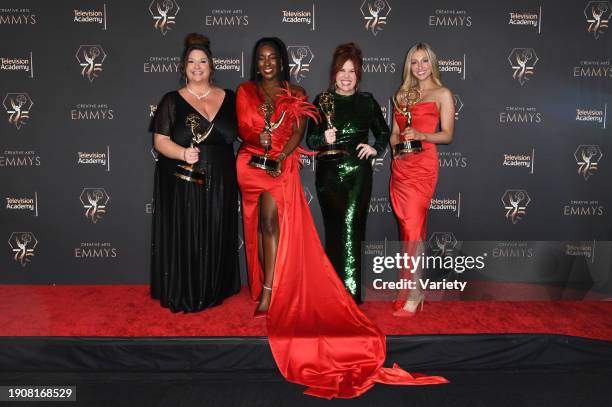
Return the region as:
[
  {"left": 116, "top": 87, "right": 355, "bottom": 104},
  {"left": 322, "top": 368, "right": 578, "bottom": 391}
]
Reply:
[{"left": 1, "top": 285, "right": 611, "bottom": 341}]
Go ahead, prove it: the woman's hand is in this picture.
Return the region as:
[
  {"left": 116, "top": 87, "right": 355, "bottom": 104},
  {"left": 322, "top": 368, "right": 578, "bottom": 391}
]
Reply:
[
  {"left": 267, "top": 160, "right": 282, "bottom": 178},
  {"left": 259, "top": 132, "right": 272, "bottom": 148},
  {"left": 324, "top": 127, "right": 337, "bottom": 144},
  {"left": 356, "top": 143, "right": 377, "bottom": 160},
  {"left": 183, "top": 147, "right": 200, "bottom": 164},
  {"left": 400, "top": 127, "right": 426, "bottom": 141}
]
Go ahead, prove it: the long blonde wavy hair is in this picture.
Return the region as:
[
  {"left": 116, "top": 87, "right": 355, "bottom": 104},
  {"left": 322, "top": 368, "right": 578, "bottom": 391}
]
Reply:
[{"left": 397, "top": 43, "right": 442, "bottom": 98}]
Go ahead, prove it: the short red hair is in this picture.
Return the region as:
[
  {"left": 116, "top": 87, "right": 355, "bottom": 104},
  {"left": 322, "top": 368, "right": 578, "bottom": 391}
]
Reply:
[{"left": 330, "top": 43, "right": 363, "bottom": 88}]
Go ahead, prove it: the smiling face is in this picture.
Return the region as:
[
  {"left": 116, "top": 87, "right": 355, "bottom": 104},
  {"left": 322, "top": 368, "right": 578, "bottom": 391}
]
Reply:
[
  {"left": 257, "top": 43, "right": 280, "bottom": 82},
  {"left": 410, "top": 49, "right": 432, "bottom": 82},
  {"left": 335, "top": 59, "right": 357, "bottom": 95},
  {"left": 185, "top": 49, "right": 211, "bottom": 84}
]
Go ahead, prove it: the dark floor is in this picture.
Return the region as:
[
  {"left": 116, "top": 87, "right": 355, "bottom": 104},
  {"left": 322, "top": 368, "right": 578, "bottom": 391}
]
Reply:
[{"left": 0, "top": 369, "right": 611, "bottom": 407}]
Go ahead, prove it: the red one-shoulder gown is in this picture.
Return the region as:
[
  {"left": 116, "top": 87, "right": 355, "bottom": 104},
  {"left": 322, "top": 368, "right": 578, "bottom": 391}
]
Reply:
[{"left": 236, "top": 82, "right": 447, "bottom": 399}]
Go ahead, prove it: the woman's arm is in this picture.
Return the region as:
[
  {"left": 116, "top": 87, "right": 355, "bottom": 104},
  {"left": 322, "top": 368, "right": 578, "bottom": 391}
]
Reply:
[
  {"left": 402, "top": 88, "right": 455, "bottom": 144},
  {"left": 154, "top": 134, "right": 198, "bottom": 163},
  {"left": 305, "top": 94, "right": 326, "bottom": 150}
]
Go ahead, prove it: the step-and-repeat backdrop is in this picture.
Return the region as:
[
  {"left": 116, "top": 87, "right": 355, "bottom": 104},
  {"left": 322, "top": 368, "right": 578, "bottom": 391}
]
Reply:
[{"left": 1, "top": 1, "right": 610, "bottom": 292}]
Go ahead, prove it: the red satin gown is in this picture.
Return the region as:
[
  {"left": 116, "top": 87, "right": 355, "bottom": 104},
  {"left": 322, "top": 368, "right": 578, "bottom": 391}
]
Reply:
[
  {"left": 390, "top": 102, "right": 440, "bottom": 308},
  {"left": 236, "top": 82, "right": 447, "bottom": 399}
]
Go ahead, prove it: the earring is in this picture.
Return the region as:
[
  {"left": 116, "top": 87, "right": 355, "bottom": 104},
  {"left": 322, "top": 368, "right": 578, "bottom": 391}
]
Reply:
[{"left": 184, "top": 77, "right": 189, "bottom": 86}]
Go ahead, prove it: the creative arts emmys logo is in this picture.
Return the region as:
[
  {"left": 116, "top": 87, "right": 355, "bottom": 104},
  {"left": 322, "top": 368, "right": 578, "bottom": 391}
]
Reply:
[
  {"left": 360, "top": 0, "right": 391, "bottom": 36},
  {"left": 76, "top": 45, "right": 107, "bottom": 82},
  {"left": 585, "top": 1, "right": 611, "bottom": 39},
  {"left": 428, "top": 232, "right": 457, "bottom": 256},
  {"left": 149, "top": 0, "right": 179, "bottom": 35},
  {"left": 287, "top": 46, "right": 313, "bottom": 82},
  {"left": 8, "top": 232, "right": 37, "bottom": 267},
  {"left": 502, "top": 189, "right": 530, "bottom": 224},
  {"left": 3, "top": 93, "right": 33, "bottom": 129},
  {"left": 508, "top": 48, "right": 537, "bottom": 86},
  {"left": 80, "top": 188, "right": 110, "bottom": 223},
  {"left": 575, "top": 144, "right": 602, "bottom": 180}
]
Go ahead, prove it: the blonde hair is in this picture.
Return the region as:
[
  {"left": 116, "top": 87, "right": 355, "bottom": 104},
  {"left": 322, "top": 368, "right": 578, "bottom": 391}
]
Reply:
[{"left": 398, "top": 43, "right": 442, "bottom": 97}]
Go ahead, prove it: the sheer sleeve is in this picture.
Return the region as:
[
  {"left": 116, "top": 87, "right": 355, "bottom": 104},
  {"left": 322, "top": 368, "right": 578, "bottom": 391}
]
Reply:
[
  {"left": 305, "top": 93, "right": 325, "bottom": 150},
  {"left": 151, "top": 92, "right": 176, "bottom": 138},
  {"left": 367, "top": 93, "right": 390, "bottom": 156}
]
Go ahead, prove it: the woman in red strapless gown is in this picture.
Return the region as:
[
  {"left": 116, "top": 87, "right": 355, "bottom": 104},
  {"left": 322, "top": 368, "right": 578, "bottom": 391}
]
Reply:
[
  {"left": 237, "top": 38, "right": 448, "bottom": 399},
  {"left": 390, "top": 43, "right": 455, "bottom": 316}
]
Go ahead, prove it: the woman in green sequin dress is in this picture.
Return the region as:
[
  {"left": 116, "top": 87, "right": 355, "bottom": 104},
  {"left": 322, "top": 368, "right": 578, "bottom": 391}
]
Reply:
[{"left": 306, "top": 43, "right": 390, "bottom": 303}]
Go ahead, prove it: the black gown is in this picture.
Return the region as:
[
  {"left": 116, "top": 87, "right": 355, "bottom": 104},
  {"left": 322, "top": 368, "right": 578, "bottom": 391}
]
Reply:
[{"left": 150, "top": 90, "right": 240, "bottom": 313}]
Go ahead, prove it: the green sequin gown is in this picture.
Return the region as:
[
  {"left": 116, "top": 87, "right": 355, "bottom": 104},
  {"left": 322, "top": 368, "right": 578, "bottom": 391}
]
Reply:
[{"left": 306, "top": 91, "right": 390, "bottom": 303}]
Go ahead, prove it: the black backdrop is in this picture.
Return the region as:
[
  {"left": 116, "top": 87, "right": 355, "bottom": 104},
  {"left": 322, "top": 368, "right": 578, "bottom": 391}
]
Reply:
[{"left": 1, "top": 1, "right": 610, "bottom": 291}]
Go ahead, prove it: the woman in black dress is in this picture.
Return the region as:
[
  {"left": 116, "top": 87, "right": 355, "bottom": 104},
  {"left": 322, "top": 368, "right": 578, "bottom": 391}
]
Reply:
[{"left": 150, "top": 33, "right": 240, "bottom": 312}]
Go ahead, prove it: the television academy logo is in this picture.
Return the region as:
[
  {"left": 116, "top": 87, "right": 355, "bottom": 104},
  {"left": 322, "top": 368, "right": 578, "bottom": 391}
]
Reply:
[
  {"left": 360, "top": 0, "right": 391, "bottom": 36},
  {"left": 3, "top": 93, "right": 33, "bottom": 129},
  {"left": 77, "top": 147, "right": 110, "bottom": 172},
  {"left": 503, "top": 149, "right": 535, "bottom": 174},
  {"left": 439, "top": 54, "right": 466, "bottom": 80},
  {"left": 150, "top": 104, "right": 158, "bottom": 117},
  {"left": 151, "top": 148, "right": 159, "bottom": 162},
  {"left": 585, "top": 1, "right": 611, "bottom": 39},
  {"left": 213, "top": 53, "right": 244, "bottom": 77},
  {"left": 508, "top": 48, "right": 538, "bottom": 85},
  {"left": 287, "top": 46, "right": 313, "bottom": 82},
  {"left": 281, "top": 7, "right": 315, "bottom": 30},
  {"left": 508, "top": 8, "right": 542, "bottom": 33},
  {"left": 430, "top": 193, "right": 461, "bottom": 218},
  {"left": 576, "top": 105, "right": 607, "bottom": 128},
  {"left": 454, "top": 94, "right": 463, "bottom": 120},
  {"left": 1, "top": 53, "right": 34, "bottom": 77},
  {"left": 575, "top": 145, "right": 602, "bottom": 180},
  {"left": 0, "top": 8, "right": 37, "bottom": 25},
  {"left": 149, "top": 0, "right": 179, "bottom": 35},
  {"left": 502, "top": 189, "right": 530, "bottom": 224},
  {"left": 5, "top": 193, "right": 38, "bottom": 216},
  {"left": 73, "top": 5, "right": 107, "bottom": 29},
  {"left": 299, "top": 152, "right": 315, "bottom": 172},
  {"left": 80, "top": 188, "right": 110, "bottom": 223},
  {"left": 76, "top": 45, "right": 107, "bottom": 82},
  {"left": 566, "top": 241, "right": 595, "bottom": 263},
  {"left": 428, "top": 232, "right": 457, "bottom": 256},
  {"left": 8, "top": 232, "right": 37, "bottom": 267}
]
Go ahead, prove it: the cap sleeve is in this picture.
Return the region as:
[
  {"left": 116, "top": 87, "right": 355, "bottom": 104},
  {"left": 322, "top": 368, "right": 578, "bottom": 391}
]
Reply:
[{"left": 151, "top": 92, "right": 176, "bottom": 137}]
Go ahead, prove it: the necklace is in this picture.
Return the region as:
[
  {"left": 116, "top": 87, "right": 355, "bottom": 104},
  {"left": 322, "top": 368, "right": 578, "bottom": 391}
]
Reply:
[{"left": 186, "top": 85, "right": 212, "bottom": 100}]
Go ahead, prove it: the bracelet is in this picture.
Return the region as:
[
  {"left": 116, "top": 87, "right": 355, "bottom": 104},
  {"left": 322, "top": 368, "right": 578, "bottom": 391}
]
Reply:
[{"left": 278, "top": 152, "right": 287, "bottom": 161}]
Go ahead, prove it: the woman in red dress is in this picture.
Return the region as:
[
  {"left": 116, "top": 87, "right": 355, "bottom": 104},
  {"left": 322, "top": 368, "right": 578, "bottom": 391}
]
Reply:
[
  {"left": 236, "top": 37, "right": 447, "bottom": 398},
  {"left": 390, "top": 43, "right": 455, "bottom": 316}
]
